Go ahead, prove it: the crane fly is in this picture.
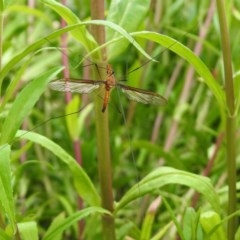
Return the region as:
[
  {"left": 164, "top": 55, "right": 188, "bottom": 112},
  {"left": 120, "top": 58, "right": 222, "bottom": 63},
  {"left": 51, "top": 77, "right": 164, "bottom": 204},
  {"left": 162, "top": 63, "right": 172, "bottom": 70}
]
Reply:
[{"left": 49, "top": 64, "right": 167, "bottom": 112}]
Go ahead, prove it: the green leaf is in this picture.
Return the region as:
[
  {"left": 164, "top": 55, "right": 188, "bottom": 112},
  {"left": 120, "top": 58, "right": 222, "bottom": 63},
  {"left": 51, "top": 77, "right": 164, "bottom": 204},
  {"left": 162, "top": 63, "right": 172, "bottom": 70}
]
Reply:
[
  {"left": 0, "top": 227, "right": 12, "bottom": 240},
  {"left": 130, "top": 31, "right": 225, "bottom": 113},
  {"left": 77, "top": 103, "right": 94, "bottom": 136},
  {"left": 65, "top": 97, "right": 93, "bottom": 141},
  {"left": 183, "top": 208, "right": 196, "bottom": 239},
  {"left": 0, "top": 0, "right": 13, "bottom": 11},
  {"left": 0, "top": 23, "right": 152, "bottom": 86},
  {"left": 15, "top": 130, "right": 100, "bottom": 207},
  {"left": 116, "top": 167, "right": 220, "bottom": 213},
  {"left": 182, "top": 208, "right": 203, "bottom": 240},
  {"left": 43, "top": 207, "right": 110, "bottom": 240},
  {"left": 77, "top": 20, "right": 154, "bottom": 63},
  {"left": 233, "top": 71, "right": 240, "bottom": 114},
  {"left": 163, "top": 197, "right": 184, "bottom": 239},
  {"left": 42, "top": 0, "right": 153, "bottom": 61},
  {"left": 151, "top": 222, "right": 173, "bottom": 240},
  {"left": 0, "top": 56, "right": 32, "bottom": 113},
  {"left": 0, "top": 0, "right": 4, "bottom": 12},
  {"left": 42, "top": 0, "right": 98, "bottom": 54},
  {"left": 44, "top": 213, "right": 66, "bottom": 240},
  {"left": 0, "top": 24, "right": 94, "bottom": 85},
  {"left": 107, "top": 0, "right": 150, "bottom": 59},
  {"left": 65, "top": 96, "right": 81, "bottom": 141},
  {"left": 0, "top": 144, "right": 16, "bottom": 233},
  {"left": 0, "top": 67, "right": 62, "bottom": 144},
  {"left": 200, "top": 211, "right": 227, "bottom": 240},
  {"left": 17, "top": 222, "right": 38, "bottom": 240}
]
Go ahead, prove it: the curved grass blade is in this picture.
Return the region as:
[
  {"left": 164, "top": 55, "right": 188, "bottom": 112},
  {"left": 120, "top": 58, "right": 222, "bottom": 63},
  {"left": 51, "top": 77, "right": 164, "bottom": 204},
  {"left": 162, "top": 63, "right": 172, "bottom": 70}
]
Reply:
[
  {"left": 130, "top": 31, "right": 225, "bottom": 112},
  {"left": 42, "top": 0, "right": 153, "bottom": 62},
  {"left": 0, "top": 144, "right": 16, "bottom": 234},
  {"left": 0, "top": 22, "right": 153, "bottom": 87},
  {"left": 42, "top": 0, "right": 98, "bottom": 55},
  {"left": 75, "top": 20, "right": 155, "bottom": 64},
  {"left": 200, "top": 211, "right": 226, "bottom": 240},
  {"left": 15, "top": 130, "right": 100, "bottom": 207},
  {"left": 116, "top": 167, "right": 220, "bottom": 213},
  {"left": 0, "top": 24, "right": 85, "bottom": 85},
  {"left": 0, "top": 67, "right": 62, "bottom": 145},
  {"left": 43, "top": 207, "right": 109, "bottom": 240}
]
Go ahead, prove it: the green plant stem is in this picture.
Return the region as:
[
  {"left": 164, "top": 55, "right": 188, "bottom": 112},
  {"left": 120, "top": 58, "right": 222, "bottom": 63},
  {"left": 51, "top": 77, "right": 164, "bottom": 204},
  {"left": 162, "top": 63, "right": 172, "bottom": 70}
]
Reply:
[
  {"left": 216, "top": 0, "right": 237, "bottom": 238},
  {"left": 90, "top": 0, "right": 116, "bottom": 239}
]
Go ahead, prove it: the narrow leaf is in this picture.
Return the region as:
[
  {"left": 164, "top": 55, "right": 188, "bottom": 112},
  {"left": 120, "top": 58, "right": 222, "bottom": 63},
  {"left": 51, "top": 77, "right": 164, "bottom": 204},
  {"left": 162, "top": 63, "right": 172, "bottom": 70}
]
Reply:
[
  {"left": 0, "top": 67, "right": 62, "bottom": 144},
  {"left": 15, "top": 130, "right": 100, "bottom": 207},
  {"left": 107, "top": 0, "right": 150, "bottom": 58},
  {"left": 200, "top": 211, "right": 226, "bottom": 240},
  {"left": 17, "top": 222, "right": 38, "bottom": 240},
  {"left": 131, "top": 31, "right": 225, "bottom": 112},
  {"left": 42, "top": 0, "right": 98, "bottom": 54},
  {"left": 0, "top": 144, "right": 16, "bottom": 233},
  {"left": 43, "top": 207, "right": 109, "bottom": 240},
  {"left": 116, "top": 167, "right": 220, "bottom": 213}
]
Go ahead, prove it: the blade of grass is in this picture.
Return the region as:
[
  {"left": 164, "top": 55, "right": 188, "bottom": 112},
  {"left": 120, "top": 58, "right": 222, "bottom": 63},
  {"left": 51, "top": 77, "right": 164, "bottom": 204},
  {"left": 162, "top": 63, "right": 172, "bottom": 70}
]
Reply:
[
  {"left": 42, "top": 0, "right": 98, "bottom": 54},
  {"left": 0, "top": 67, "right": 62, "bottom": 144},
  {"left": 0, "top": 144, "right": 16, "bottom": 234},
  {"left": 0, "top": 21, "right": 153, "bottom": 88},
  {"left": 162, "top": 197, "right": 184, "bottom": 239},
  {"left": 15, "top": 130, "right": 100, "bottom": 207},
  {"left": 130, "top": 31, "right": 225, "bottom": 112},
  {"left": 116, "top": 167, "right": 220, "bottom": 213},
  {"left": 17, "top": 222, "right": 38, "bottom": 240},
  {"left": 43, "top": 207, "right": 110, "bottom": 240}
]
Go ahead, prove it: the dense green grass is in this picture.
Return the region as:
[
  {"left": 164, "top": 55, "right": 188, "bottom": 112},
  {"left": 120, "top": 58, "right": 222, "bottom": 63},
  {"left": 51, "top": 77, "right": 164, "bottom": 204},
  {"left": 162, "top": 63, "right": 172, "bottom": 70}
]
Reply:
[{"left": 0, "top": 0, "right": 239, "bottom": 239}]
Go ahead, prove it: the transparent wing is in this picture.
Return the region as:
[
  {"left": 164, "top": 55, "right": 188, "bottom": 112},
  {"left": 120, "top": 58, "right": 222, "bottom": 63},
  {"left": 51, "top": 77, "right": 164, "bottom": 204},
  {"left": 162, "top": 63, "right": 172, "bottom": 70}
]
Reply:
[
  {"left": 118, "top": 84, "right": 167, "bottom": 105},
  {"left": 49, "top": 79, "right": 104, "bottom": 94}
]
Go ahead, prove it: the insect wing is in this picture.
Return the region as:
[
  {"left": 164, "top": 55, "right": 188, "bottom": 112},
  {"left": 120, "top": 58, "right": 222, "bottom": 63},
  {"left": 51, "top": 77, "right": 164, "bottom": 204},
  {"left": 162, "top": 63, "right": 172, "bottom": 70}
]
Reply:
[
  {"left": 118, "top": 84, "right": 167, "bottom": 105},
  {"left": 49, "top": 79, "right": 103, "bottom": 94}
]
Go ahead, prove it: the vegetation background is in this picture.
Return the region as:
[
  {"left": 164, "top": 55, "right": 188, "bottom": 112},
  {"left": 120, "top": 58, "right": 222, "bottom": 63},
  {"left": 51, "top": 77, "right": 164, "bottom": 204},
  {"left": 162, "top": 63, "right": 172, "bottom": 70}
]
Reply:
[{"left": 0, "top": 0, "right": 239, "bottom": 239}]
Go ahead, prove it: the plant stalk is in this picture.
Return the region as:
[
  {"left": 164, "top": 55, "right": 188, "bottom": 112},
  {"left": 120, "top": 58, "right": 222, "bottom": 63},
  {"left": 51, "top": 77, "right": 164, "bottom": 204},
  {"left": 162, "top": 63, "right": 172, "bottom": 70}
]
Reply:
[
  {"left": 90, "top": 0, "right": 116, "bottom": 239},
  {"left": 216, "top": 0, "right": 237, "bottom": 238},
  {"left": 0, "top": 11, "right": 3, "bottom": 95}
]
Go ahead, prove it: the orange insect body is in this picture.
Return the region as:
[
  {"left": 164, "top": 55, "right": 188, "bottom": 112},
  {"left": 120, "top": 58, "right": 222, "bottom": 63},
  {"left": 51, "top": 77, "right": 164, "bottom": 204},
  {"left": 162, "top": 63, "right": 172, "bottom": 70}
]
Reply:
[{"left": 102, "top": 64, "right": 115, "bottom": 112}]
